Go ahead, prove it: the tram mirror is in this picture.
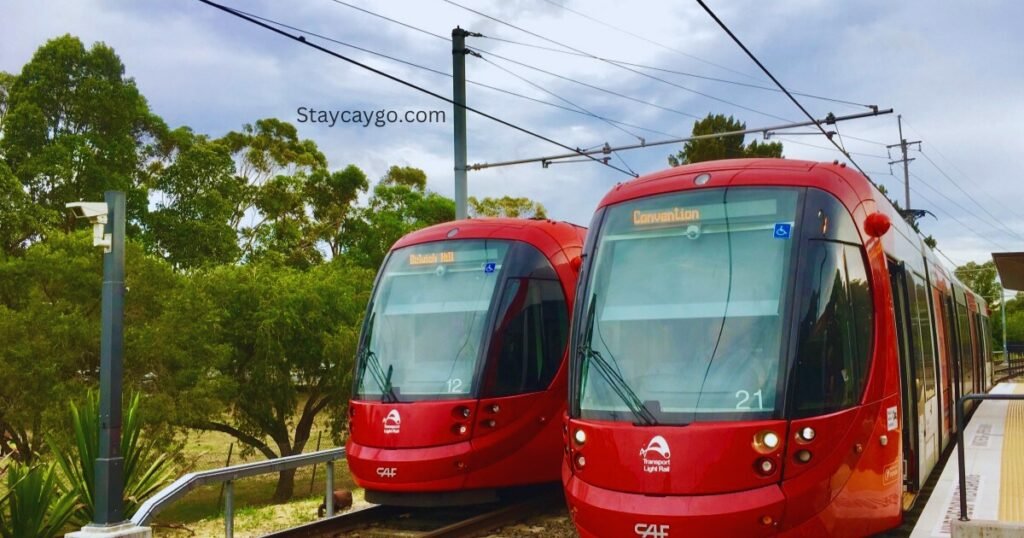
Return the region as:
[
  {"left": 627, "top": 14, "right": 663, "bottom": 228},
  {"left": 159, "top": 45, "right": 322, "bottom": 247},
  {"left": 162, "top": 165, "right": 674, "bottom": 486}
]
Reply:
[{"left": 864, "top": 211, "right": 892, "bottom": 238}]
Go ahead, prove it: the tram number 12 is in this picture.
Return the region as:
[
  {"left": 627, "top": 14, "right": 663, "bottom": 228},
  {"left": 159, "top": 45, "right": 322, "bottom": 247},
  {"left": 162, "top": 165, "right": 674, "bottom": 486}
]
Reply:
[
  {"left": 446, "top": 378, "right": 463, "bottom": 393},
  {"left": 735, "top": 389, "right": 764, "bottom": 410}
]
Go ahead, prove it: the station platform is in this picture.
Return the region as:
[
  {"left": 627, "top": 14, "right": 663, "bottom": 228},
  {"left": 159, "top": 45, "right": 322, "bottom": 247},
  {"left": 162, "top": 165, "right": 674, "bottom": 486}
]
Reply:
[{"left": 910, "top": 382, "right": 1024, "bottom": 537}]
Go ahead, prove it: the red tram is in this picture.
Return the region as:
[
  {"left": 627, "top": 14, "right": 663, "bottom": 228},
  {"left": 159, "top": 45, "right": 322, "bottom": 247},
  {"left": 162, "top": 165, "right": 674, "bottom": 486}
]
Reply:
[
  {"left": 563, "top": 159, "right": 994, "bottom": 537},
  {"left": 346, "top": 218, "right": 585, "bottom": 505}
]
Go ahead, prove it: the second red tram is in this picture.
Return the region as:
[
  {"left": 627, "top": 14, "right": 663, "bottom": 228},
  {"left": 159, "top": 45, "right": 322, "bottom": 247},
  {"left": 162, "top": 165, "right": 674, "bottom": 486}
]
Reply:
[
  {"left": 346, "top": 218, "right": 585, "bottom": 505},
  {"left": 563, "top": 159, "right": 993, "bottom": 537}
]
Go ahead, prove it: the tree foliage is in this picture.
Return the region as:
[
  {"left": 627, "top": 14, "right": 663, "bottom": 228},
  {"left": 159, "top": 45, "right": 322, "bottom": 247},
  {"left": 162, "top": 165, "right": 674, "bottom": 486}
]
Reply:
[
  {"left": 469, "top": 195, "right": 547, "bottom": 219},
  {"left": 343, "top": 170, "right": 454, "bottom": 269},
  {"left": 0, "top": 35, "right": 503, "bottom": 505},
  {"left": 0, "top": 35, "right": 164, "bottom": 236},
  {"left": 668, "top": 113, "right": 783, "bottom": 166},
  {"left": 143, "top": 262, "right": 373, "bottom": 500}
]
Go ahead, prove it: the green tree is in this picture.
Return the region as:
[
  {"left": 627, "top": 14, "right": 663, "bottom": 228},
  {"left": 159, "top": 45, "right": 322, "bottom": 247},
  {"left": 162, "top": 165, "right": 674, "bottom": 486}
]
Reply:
[
  {"left": 146, "top": 261, "right": 373, "bottom": 501},
  {"left": 0, "top": 72, "right": 14, "bottom": 132},
  {"left": 468, "top": 195, "right": 547, "bottom": 219},
  {"left": 343, "top": 167, "right": 454, "bottom": 268},
  {"left": 0, "top": 35, "right": 165, "bottom": 235},
  {"left": 955, "top": 261, "right": 1000, "bottom": 307},
  {"left": 144, "top": 128, "right": 242, "bottom": 268},
  {"left": 380, "top": 165, "right": 426, "bottom": 191},
  {"left": 667, "top": 113, "right": 783, "bottom": 166},
  {"left": 0, "top": 231, "right": 178, "bottom": 462},
  {"left": 0, "top": 162, "right": 56, "bottom": 254}
]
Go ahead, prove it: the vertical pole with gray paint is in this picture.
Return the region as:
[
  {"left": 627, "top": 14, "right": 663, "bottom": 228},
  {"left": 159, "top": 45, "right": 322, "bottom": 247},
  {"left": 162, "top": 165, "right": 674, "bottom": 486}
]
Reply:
[
  {"left": 452, "top": 27, "right": 469, "bottom": 220},
  {"left": 887, "top": 115, "right": 920, "bottom": 211},
  {"left": 95, "top": 190, "right": 126, "bottom": 525},
  {"left": 1003, "top": 284, "right": 1009, "bottom": 356}
]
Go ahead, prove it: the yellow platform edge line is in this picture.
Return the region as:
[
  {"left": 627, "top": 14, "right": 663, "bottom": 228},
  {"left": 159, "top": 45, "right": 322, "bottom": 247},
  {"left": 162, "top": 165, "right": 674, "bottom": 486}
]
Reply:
[{"left": 999, "top": 383, "right": 1024, "bottom": 522}]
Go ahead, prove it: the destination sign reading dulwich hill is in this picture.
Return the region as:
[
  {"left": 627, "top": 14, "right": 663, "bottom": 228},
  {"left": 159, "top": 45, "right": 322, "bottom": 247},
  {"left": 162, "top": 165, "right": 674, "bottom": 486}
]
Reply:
[
  {"left": 409, "top": 251, "right": 456, "bottom": 265},
  {"left": 632, "top": 208, "right": 701, "bottom": 226}
]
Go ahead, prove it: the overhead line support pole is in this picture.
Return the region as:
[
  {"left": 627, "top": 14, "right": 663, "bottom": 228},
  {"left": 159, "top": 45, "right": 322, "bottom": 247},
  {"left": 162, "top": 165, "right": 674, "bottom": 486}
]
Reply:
[
  {"left": 452, "top": 26, "right": 472, "bottom": 220},
  {"left": 886, "top": 114, "right": 921, "bottom": 209}
]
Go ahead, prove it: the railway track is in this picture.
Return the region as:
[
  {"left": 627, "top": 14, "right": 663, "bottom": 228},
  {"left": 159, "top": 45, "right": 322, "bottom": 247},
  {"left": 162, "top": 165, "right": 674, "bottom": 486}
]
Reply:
[{"left": 263, "top": 485, "right": 564, "bottom": 538}]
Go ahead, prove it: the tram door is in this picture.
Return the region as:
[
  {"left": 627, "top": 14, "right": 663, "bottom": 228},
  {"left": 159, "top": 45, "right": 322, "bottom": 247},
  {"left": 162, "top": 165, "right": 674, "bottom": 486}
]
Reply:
[
  {"left": 908, "top": 272, "right": 940, "bottom": 480},
  {"left": 889, "top": 260, "right": 920, "bottom": 491}
]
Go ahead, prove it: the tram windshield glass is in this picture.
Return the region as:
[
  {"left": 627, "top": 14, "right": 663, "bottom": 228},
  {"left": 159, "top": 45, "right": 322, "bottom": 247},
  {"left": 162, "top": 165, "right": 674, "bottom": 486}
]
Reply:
[
  {"left": 355, "top": 239, "right": 509, "bottom": 401},
  {"left": 576, "top": 188, "right": 800, "bottom": 423}
]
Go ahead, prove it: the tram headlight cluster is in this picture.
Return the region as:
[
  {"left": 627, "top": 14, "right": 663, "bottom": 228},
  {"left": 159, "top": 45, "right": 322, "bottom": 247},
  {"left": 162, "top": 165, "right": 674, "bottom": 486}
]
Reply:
[{"left": 754, "top": 430, "right": 781, "bottom": 453}]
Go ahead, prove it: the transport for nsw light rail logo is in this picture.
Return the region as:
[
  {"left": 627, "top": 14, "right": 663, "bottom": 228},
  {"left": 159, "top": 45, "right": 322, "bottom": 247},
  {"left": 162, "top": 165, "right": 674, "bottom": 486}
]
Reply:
[
  {"left": 383, "top": 409, "right": 401, "bottom": 434},
  {"left": 640, "top": 435, "right": 671, "bottom": 473}
]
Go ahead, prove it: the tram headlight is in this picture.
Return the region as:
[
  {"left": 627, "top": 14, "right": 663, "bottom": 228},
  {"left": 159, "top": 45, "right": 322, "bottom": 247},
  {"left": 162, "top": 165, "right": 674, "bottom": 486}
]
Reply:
[
  {"left": 795, "top": 449, "right": 813, "bottom": 463},
  {"left": 755, "top": 430, "right": 780, "bottom": 453},
  {"left": 574, "top": 453, "right": 586, "bottom": 469},
  {"left": 573, "top": 429, "right": 587, "bottom": 445},
  {"left": 798, "top": 427, "right": 816, "bottom": 442}
]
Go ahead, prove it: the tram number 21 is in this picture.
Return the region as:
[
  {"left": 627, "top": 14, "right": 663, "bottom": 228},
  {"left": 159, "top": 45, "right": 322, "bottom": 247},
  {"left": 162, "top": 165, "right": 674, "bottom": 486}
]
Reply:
[{"left": 735, "top": 389, "right": 764, "bottom": 410}]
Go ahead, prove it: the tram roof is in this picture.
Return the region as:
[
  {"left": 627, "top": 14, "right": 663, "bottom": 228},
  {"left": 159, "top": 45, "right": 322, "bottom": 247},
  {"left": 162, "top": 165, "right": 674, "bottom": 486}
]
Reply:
[{"left": 993, "top": 252, "right": 1024, "bottom": 291}]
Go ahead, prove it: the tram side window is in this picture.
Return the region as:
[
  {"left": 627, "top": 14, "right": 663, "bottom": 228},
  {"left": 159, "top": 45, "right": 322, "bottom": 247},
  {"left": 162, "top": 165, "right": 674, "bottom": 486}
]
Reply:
[
  {"left": 956, "top": 301, "right": 974, "bottom": 392},
  {"left": 792, "top": 241, "right": 874, "bottom": 417},
  {"left": 484, "top": 278, "right": 569, "bottom": 397},
  {"left": 908, "top": 273, "right": 937, "bottom": 400}
]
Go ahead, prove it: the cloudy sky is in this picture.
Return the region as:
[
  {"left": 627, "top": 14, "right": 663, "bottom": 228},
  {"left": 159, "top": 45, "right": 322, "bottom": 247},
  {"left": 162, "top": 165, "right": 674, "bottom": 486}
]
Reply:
[{"left": 4, "top": 0, "right": 1022, "bottom": 270}]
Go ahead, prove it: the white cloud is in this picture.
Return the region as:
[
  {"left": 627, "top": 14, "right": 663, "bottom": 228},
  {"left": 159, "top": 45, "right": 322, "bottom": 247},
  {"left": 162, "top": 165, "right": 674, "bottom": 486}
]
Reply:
[{"left": 3, "top": 0, "right": 1022, "bottom": 264}]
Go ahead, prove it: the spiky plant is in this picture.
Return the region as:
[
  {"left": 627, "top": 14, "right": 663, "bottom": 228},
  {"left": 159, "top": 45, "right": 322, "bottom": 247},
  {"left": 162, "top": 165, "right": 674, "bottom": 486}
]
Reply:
[
  {"left": 49, "top": 392, "right": 175, "bottom": 526},
  {"left": 0, "top": 461, "right": 78, "bottom": 538}
]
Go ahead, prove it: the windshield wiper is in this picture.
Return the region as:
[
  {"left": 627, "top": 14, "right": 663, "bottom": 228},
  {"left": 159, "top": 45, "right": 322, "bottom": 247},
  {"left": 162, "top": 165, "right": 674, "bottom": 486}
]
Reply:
[
  {"left": 356, "top": 312, "right": 400, "bottom": 403},
  {"left": 579, "top": 295, "right": 658, "bottom": 426}
]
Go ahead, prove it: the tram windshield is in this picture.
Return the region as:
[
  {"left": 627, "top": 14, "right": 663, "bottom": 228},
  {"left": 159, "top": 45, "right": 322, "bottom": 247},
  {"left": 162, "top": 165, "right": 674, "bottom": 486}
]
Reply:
[
  {"left": 355, "top": 240, "right": 509, "bottom": 401},
  {"left": 576, "top": 188, "right": 800, "bottom": 424}
]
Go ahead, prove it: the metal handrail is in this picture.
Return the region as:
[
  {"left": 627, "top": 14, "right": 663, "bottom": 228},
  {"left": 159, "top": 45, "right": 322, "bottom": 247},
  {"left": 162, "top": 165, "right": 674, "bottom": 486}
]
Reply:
[
  {"left": 955, "top": 393, "right": 1024, "bottom": 521},
  {"left": 131, "top": 447, "right": 346, "bottom": 536}
]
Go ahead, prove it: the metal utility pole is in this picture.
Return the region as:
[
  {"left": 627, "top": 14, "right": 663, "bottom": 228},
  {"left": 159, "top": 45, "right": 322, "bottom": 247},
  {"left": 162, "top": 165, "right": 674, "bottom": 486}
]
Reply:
[
  {"left": 887, "top": 115, "right": 921, "bottom": 209},
  {"left": 95, "top": 190, "right": 126, "bottom": 525},
  {"left": 1003, "top": 284, "right": 1009, "bottom": 356},
  {"left": 452, "top": 27, "right": 470, "bottom": 220}
]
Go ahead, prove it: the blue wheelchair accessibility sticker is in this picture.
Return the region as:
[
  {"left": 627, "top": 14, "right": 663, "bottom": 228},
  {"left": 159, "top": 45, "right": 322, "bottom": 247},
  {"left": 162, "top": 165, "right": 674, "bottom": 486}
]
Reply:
[
  {"left": 773, "top": 223, "right": 792, "bottom": 239},
  {"left": 483, "top": 262, "right": 496, "bottom": 273}
]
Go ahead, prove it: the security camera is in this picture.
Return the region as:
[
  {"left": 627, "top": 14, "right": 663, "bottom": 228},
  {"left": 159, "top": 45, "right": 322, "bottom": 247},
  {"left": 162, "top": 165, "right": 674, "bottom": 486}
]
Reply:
[
  {"left": 65, "top": 201, "right": 112, "bottom": 252},
  {"left": 65, "top": 202, "right": 109, "bottom": 223}
]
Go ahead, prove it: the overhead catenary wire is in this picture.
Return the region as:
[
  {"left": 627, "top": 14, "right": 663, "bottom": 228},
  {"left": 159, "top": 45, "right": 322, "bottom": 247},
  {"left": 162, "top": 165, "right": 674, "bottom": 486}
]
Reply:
[
  {"left": 469, "top": 108, "right": 892, "bottom": 171},
  {"left": 476, "top": 55, "right": 647, "bottom": 143},
  {"left": 477, "top": 34, "right": 876, "bottom": 110},
  {"left": 694, "top": 0, "right": 872, "bottom": 181},
  {"left": 318, "top": 0, "right": 689, "bottom": 136},
  {"left": 535, "top": 0, "right": 764, "bottom": 83},
  {"left": 442, "top": 0, "right": 797, "bottom": 124},
  {"left": 917, "top": 150, "right": 1024, "bottom": 243},
  {"left": 197, "top": 0, "right": 638, "bottom": 178},
  {"left": 902, "top": 118, "right": 1021, "bottom": 220},
  {"left": 872, "top": 169, "right": 1011, "bottom": 254},
  {"left": 908, "top": 184, "right": 1009, "bottom": 252}
]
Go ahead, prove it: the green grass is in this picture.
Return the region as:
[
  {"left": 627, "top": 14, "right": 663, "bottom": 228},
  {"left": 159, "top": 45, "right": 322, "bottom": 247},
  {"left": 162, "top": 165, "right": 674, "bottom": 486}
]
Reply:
[{"left": 150, "top": 425, "right": 360, "bottom": 536}]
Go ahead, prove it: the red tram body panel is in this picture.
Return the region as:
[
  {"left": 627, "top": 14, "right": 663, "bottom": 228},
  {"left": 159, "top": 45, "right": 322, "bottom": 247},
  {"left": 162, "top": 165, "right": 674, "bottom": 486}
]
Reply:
[
  {"left": 346, "top": 218, "right": 585, "bottom": 503},
  {"left": 563, "top": 159, "right": 993, "bottom": 537}
]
